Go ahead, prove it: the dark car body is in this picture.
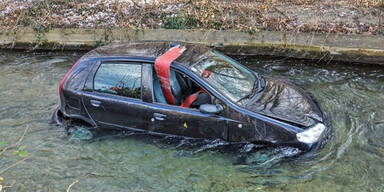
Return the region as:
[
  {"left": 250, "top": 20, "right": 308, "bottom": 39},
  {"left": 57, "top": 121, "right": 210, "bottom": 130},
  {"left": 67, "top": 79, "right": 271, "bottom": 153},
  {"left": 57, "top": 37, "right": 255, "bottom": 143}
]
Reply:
[{"left": 53, "top": 41, "right": 329, "bottom": 151}]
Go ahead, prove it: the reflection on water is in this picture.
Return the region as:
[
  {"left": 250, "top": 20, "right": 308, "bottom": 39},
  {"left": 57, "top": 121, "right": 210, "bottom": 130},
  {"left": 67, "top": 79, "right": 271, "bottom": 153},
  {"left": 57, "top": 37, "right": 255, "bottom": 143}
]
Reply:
[{"left": 1, "top": 51, "right": 384, "bottom": 191}]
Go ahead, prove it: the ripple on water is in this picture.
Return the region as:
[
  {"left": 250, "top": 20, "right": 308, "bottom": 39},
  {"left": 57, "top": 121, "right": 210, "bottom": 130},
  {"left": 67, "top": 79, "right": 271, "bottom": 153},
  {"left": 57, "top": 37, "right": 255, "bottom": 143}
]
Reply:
[{"left": 1, "top": 52, "right": 384, "bottom": 191}]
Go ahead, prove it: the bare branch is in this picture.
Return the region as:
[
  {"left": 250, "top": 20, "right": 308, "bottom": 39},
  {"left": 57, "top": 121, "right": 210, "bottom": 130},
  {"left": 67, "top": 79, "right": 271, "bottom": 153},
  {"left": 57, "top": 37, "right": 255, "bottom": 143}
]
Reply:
[
  {"left": 66, "top": 180, "right": 79, "bottom": 192},
  {"left": 0, "top": 125, "right": 30, "bottom": 156},
  {"left": 0, "top": 155, "right": 31, "bottom": 175}
]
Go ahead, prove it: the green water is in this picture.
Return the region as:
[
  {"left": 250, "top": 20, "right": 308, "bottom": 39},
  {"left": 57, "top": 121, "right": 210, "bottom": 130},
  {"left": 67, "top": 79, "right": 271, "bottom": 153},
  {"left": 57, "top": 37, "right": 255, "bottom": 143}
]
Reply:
[{"left": 0, "top": 51, "right": 383, "bottom": 191}]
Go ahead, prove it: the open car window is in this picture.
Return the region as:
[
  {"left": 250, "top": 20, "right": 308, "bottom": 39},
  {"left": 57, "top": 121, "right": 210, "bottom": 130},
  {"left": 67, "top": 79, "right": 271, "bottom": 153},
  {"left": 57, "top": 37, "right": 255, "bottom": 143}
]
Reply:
[
  {"left": 94, "top": 63, "right": 142, "bottom": 99},
  {"left": 152, "top": 68, "right": 213, "bottom": 109}
]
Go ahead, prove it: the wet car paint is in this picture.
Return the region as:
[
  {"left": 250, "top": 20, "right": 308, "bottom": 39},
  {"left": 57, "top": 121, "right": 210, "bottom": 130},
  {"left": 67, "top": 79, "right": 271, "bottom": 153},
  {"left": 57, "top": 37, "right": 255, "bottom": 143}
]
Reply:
[{"left": 54, "top": 41, "right": 329, "bottom": 151}]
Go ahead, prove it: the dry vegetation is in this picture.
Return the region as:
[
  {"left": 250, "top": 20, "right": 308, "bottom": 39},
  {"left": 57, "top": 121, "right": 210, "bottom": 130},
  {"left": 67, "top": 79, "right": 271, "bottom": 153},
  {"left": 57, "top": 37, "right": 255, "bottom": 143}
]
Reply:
[{"left": 0, "top": 0, "right": 383, "bottom": 35}]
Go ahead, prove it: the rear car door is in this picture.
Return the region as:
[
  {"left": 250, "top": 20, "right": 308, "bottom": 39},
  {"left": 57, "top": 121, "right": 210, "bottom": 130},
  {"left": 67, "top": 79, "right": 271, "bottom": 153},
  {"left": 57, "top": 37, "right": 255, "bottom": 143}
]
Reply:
[{"left": 82, "top": 61, "right": 147, "bottom": 130}]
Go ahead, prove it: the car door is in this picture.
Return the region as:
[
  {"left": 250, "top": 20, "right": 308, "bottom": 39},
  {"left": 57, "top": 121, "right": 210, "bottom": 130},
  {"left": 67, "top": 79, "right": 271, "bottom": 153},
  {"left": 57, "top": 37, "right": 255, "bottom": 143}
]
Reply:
[
  {"left": 82, "top": 61, "right": 148, "bottom": 131},
  {"left": 146, "top": 66, "right": 231, "bottom": 140},
  {"left": 147, "top": 104, "right": 230, "bottom": 140}
]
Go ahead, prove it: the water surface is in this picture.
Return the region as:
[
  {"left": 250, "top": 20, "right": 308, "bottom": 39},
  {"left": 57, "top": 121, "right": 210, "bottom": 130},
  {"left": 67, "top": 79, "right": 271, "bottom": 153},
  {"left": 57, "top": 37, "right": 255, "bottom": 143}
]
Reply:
[{"left": 0, "top": 51, "right": 383, "bottom": 191}]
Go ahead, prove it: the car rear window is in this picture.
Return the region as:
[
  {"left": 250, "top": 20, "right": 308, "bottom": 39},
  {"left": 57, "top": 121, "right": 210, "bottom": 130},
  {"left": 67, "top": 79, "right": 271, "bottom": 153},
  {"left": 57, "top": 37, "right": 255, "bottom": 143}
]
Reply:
[{"left": 94, "top": 63, "right": 142, "bottom": 99}]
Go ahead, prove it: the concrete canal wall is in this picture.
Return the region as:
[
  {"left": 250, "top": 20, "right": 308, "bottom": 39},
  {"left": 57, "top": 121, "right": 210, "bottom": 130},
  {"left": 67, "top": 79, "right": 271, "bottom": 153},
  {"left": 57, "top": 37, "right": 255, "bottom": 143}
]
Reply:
[{"left": 0, "top": 28, "right": 383, "bottom": 65}]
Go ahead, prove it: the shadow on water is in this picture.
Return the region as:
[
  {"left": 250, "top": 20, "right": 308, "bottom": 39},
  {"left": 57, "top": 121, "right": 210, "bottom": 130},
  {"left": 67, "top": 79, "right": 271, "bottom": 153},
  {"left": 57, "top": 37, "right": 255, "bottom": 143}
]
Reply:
[{"left": 2, "top": 51, "right": 384, "bottom": 191}]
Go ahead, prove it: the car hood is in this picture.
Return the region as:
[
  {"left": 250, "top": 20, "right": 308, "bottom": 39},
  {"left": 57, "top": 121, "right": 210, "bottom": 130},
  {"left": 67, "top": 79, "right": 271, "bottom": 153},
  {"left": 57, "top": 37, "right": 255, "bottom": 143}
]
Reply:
[{"left": 244, "top": 77, "right": 323, "bottom": 127}]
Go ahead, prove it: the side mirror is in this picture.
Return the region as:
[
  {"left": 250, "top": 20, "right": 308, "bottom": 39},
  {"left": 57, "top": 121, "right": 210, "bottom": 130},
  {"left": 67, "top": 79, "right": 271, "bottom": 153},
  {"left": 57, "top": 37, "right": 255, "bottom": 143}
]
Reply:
[{"left": 199, "top": 104, "right": 224, "bottom": 114}]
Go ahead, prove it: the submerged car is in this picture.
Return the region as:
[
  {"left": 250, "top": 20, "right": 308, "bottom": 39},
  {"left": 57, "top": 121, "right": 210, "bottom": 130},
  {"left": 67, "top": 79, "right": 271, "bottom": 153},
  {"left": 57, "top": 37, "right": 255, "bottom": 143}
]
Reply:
[{"left": 53, "top": 41, "right": 329, "bottom": 151}]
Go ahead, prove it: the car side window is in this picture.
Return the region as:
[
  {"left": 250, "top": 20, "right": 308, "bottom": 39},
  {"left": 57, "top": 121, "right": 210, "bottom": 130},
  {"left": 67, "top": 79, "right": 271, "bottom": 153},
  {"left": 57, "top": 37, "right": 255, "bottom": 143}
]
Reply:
[{"left": 94, "top": 63, "right": 142, "bottom": 99}]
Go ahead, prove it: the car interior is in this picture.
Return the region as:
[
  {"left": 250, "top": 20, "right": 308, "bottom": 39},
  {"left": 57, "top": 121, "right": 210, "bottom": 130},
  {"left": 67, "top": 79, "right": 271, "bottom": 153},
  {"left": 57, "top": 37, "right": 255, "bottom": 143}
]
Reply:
[{"left": 152, "top": 68, "right": 212, "bottom": 108}]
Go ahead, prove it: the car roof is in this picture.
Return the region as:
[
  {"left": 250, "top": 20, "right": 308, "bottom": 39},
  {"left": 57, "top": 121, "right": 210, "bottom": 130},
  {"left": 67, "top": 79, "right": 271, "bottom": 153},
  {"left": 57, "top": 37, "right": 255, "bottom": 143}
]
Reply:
[{"left": 81, "top": 40, "right": 212, "bottom": 68}]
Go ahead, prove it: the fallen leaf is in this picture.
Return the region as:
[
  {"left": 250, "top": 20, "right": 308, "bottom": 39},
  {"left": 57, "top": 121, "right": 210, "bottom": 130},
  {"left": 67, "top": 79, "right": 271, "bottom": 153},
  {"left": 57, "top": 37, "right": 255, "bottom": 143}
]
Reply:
[
  {"left": 18, "top": 151, "right": 28, "bottom": 158},
  {"left": 18, "top": 146, "right": 26, "bottom": 151}
]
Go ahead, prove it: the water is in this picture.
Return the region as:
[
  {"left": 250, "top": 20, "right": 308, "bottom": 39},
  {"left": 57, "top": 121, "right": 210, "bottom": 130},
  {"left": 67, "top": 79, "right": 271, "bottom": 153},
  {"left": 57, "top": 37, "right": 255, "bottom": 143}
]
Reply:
[{"left": 1, "top": 51, "right": 384, "bottom": 191}]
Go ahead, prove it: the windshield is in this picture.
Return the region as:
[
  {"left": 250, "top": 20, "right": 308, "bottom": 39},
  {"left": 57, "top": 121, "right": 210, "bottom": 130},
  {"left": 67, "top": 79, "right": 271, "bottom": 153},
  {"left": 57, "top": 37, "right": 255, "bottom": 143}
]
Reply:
[{"left": 191, "top": 50, "right": 257, "bottom": 103}]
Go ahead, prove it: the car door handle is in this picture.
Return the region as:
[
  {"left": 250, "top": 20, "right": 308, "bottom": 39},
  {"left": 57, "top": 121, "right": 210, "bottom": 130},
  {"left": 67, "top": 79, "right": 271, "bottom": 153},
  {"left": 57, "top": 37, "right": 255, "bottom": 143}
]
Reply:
[
  {"left": 153, "top": 113, "right": 166, "bottom": 121},
  {"left": 90, "top": 99, "right": 102, "bottom": 107}
]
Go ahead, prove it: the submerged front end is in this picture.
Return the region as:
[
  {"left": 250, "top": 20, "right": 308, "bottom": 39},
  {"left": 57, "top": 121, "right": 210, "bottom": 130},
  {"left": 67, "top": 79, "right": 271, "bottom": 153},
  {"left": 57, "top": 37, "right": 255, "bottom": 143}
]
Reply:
[{"left": 243, "top": 77, "right": 329, "bottom": 151}]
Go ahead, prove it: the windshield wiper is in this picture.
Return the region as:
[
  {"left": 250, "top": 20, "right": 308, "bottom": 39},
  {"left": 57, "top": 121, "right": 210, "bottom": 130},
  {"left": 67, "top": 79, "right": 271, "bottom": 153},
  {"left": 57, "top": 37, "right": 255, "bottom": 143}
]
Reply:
[{"left": 237, "top": 78, "right": 259, "bottom": 103}]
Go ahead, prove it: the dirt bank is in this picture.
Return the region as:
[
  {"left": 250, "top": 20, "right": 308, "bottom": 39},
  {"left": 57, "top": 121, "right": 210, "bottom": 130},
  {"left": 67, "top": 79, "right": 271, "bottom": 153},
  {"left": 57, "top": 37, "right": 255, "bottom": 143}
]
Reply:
[{"left": 0, "top": 0, "right": 383, "bottom": 35}]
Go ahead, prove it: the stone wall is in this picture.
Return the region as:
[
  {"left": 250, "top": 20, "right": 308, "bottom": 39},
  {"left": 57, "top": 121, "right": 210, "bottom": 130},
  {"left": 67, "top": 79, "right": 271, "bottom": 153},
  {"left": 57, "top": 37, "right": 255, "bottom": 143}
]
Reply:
[{"left": 0, "top": 28, "right": 383, "bottom": 65}]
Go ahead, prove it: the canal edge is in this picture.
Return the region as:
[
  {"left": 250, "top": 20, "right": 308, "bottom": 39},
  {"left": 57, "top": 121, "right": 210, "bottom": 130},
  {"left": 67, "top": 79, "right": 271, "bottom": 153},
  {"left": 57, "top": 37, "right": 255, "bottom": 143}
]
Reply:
[{"left": 0, "top": 27, "right": 383, "bottom": 65}]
